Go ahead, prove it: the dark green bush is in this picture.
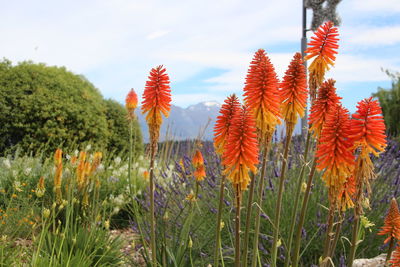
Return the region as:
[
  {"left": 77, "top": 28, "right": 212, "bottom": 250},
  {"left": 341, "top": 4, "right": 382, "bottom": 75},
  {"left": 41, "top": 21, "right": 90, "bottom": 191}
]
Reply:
[
  {"left": 0, "top": 59, "right": 142, "bottom": 155},
  {"left": 373, "top": 70, "right": 400, "bottom": 138}
]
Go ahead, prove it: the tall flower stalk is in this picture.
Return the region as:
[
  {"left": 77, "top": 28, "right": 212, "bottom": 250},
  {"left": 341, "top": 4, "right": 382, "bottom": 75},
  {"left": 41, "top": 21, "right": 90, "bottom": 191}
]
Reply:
[
  {"left": 315, "top": 104, "right": 355, "bottom": 266},
  {"left": 141, "top": 65, "right": 171, "bottom": 266},
  {"left": 222, "top": 105, "right": 259, "bottom": 267},
  {"left": 347, "top": 97, "right": 387, "bottom": 266},
  {"left": 276, "top": 52, "right": 308, "bottom": 267},
  {"left": 126, "top": 88, "right": 138, "bottom": 195},
  {"left": 292, "top": 21, "right": 339, "bottom": 266},
  {"left": 292, "top": 79, "right": 341, "bottom": 266},
  {"left": 242, "top": 49, "right": 280, "bottom": 267},
  {"left": 213, "top": 94, "right": 240, "bottom": 267},
  {"left": 269, "top": 52, "right": 307, "bottom": 267},
  {"left": 54, "top": 148, "right": 63, "bottom": 203}
]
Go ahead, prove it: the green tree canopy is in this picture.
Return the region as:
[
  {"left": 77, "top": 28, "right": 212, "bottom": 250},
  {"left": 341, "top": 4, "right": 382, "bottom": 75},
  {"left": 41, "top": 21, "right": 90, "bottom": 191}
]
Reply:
[
  {"left": 373, "top": 70, "right": 400, "bottom": 137},
  {"left": 0, "top": 59, "right": 142, "bottom": 155}
]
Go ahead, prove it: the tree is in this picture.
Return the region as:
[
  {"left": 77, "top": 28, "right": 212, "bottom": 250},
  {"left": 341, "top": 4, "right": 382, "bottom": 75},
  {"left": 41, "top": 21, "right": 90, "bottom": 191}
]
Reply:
[
  {"left": 373, "top": 70, "right": 400, "bottom": 137},
  {"left": 104, "top": 99, "right": 143, "bottom": 154},
  {"left": 0, "top": 59, "right": 142, "bottom": 155}
]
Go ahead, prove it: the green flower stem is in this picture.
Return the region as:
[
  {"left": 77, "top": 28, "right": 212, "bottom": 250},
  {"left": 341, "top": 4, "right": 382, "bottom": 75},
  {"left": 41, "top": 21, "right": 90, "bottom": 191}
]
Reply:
[
  {"left": 214, "top": 174, "right": 227, "bottom": 267},
  {"left": 251, "top": 136, "right": 272, "bottom": 267},
  {"left": 292, "top": 159, "right": 317, "bottom": 267},
  {"left": 127, "top": 117, "right": 151, "bottom": 264},
  {"left": 284, "top": 131, "right": 312, "bottom": 267},
  {"left": 235, "top": 185, "right": 242, "bottom": 267},
  {"left": 149, "top": 141, "right": 157, "bottom": 267},
  {"left": 271, "top": 125, "right": 294, "bottom": 267},
  {"left": 242, "top": 172, "right": 256, "bottom": 267},
  {"left": 348, "top": 213, "right": 360, "bottom": 267},
  {"left": 321, "top": 201, "right": 335, "bottom": 267},
  {"left": 328, "top": 211, "right": 344, "bottom": 260}
]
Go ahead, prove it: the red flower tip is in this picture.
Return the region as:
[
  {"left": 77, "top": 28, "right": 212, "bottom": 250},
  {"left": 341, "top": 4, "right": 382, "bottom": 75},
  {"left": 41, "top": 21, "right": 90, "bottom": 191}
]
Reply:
[
  {"left": 316, "top": 104, "right": 355, "bottom": 192},
  {"left": 141, "top": 65, "right": 171, "bottom": 143},
  {"left": 308, "top": 79, "right": 342, "bottom": 138},
  {"left": 350, "top": 97, "right": 387, "bottom": 157},
  {"left": 213, "top": 94, "right": 241, "bottom": 155},
  {"left": 222, "top": 105, "right": 259, "bottom": 191},
  {"left": 280, "top": 52, "right": 308, "bottom": 126},
  {"left": 243, "top": 49, "right": 281, "bottom": 136}
]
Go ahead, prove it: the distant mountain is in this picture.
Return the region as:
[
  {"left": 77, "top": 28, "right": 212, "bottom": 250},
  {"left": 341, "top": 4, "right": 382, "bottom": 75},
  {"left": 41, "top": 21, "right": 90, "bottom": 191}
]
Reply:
[
  {"left": 136, "top": 101, "right": 303, "bottom": 143},
  {"left": 137, "top": 101, "right": 222, "bottom": 142}
]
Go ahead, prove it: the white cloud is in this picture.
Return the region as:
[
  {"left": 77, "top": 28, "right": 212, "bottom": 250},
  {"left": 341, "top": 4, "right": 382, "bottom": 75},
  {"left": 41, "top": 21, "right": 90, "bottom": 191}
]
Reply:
[
  {"left": 146, "top": 30, "right": 170, "bottom": 40},
  {"left": 349, "top": 0, "right": 400, "bottom": 13},
  {"left": 329, "top": 54, "right": 397, "bottom": 82},
  {"left": 0, "top": 0, "right": 398, "bottom": 109},
  {"left": 346, "top": 26, "right": 400, "bottom": 46}
]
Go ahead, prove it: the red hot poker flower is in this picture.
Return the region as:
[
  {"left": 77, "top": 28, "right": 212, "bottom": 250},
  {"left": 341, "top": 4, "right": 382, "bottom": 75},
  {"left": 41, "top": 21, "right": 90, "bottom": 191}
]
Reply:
[
  {"left": 213, "top": 94, "right": 241, "bottom": 155},
  {"left": 194, "top": 165, "right": 206, "bottom": 182},
  {"left": 304, "top": 21, "right": 339, "bottom": 101},
  {"left": 192, "top": 150, "right": 204, "bottom": 168},
  {"left": 125, "top": 88, "right": 138, "bottom": 119},
  {"left": 308, "top": 79, "right": 342, "bottom": 139},
  {"left": 192, "top": 149, "right": 206, "bottom": 181},
  {"left": 315, "top": 104, "right": 355, "bottom": 193},
  {"left": 280, "top": 52, "right": 308, "bottom": 127},
  {"left": 222, "top": 105, "right": 259, "bottom": 191},
  {"left": 378, "top": 198, "right": 400, "bottom": 244},
  {"left": 141, "top": 65, "right": 171, "bottom": 144},
  {"left": 350, "top": 97, "right": 387, "bottom": 157},
  {"left": 243, "top": 49, "right": 281, "bottom": 136},
  {"left": 390, "top": 244, "right": 400, "bottom": 267}
]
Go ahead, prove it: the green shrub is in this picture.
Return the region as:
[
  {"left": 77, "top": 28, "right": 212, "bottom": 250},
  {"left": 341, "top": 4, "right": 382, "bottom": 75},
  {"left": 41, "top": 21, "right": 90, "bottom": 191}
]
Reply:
[
  {"left": 373, "top": 70, "right": 400, "bottom": 138},
  {"left": 0, "top": 59, "right": 142, "bottom": 155}
]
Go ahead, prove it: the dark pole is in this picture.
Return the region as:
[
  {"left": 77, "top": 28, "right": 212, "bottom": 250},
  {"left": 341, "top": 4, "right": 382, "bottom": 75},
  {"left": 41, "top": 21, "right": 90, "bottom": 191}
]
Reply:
[{"left": 301, "top": 0, "right": 308, "bottom": 138}]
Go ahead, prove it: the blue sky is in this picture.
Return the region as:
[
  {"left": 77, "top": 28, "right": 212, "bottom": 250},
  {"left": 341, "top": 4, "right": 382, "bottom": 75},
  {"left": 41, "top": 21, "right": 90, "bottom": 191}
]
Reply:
[{"left": 1, "top": 0, "right": 399, "bottom": 112}]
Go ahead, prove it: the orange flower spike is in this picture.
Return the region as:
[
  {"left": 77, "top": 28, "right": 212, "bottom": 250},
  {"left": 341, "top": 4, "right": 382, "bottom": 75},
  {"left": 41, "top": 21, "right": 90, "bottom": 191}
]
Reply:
[
  {"left": 222, "top": 106, "right": 259, "bottom": 191},
  {"left": 280, "top": 52, "right": 308, "bottom": 126},
  {"left": 243, "top": 49, "right": 281, "bottom": 136},
  {"left": 53, "top": 149, "right": 63, "bottom": 202},
  {"left": 308, "top": 79, "right": 342, "bottom": 138},
  {"left": 54, "top": 148, "right": 62, "bottom": 166},
  {"left": 304, "top": 21, "right": 339, "bottom": 100},
  {"left": 194, "top": 164, "right": 206, "bottom": 181},
  {"left": 91, "top": 152, "right": 103, "bottom": 174},
  {"left": 192, "top": 150, "right": 204, "bottom": 168},
  {"left": 350, "top": 97, "right": 387, "bottom": 157},
  {"left": 315, "top": 104, "right": 355, "bottom": 190},
  {"left": 125, "top": 88, "right": 138, "bottom": 119},
  {"left": 141, "top": 65, "right": 172, "bottom": 144},
  {"left": 390, "top": 244, "right": 400, "bottom": 267},
  {"left": 378, "top": 198, "right": 400, "bottom": 244},
  {"left": 192, "top": 149, "right": 206, "bottom": 181},
  {"left": 214, "top": 94, "right": 241, "bottom": 155}
]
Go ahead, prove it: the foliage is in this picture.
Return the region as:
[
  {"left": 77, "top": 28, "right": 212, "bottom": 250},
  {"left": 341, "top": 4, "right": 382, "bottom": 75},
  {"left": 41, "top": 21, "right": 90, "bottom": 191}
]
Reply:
[
  {"left": 104, "top": 99, "right": 143, "bottom": 155},
  {"left": 0, "top": 59, "right": 142, "bottom": 156},
  {"left": 373, "top": 70, "right": 400, "bottom": 138}
]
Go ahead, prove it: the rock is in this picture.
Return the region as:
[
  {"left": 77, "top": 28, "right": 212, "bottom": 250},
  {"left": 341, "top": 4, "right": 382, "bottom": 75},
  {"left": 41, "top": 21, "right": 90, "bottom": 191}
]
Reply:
[{"left": 353, "top": 254, "right": 386, "bottom": 267}]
